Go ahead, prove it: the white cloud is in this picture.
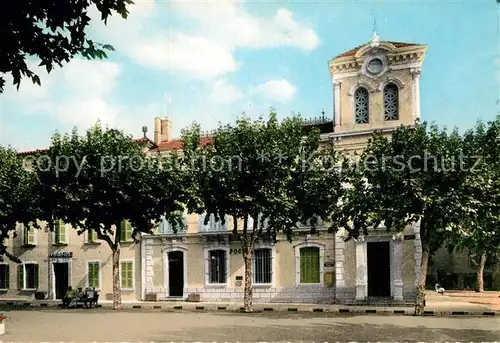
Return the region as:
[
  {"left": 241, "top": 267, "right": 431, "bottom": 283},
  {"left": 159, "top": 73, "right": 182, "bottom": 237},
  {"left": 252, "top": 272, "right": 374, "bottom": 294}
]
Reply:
[
  {"left": 209, "top": 79, "right": 243, "bottom": 104},
  {"left": 89, "top": 0, "right": 319, "bottom": 79},
  {"left": 129, "top": 33, "right": 238, "bottom": 79},
  {"left": 3, "top": 59, "right": 124, "bottom": 131},
  {"left": 171, "top": 1, "right": 320, "bottom": 51},
  {"left": 250, "top": 79, "right": 297, "bottom": 103}
]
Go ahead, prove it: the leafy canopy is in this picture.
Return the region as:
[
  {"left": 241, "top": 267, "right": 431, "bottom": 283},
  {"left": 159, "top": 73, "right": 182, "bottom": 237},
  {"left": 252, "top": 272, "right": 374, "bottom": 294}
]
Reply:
[
  {"left": 181, "top": 112, "right": 344, "bottom": 242},
  {"left": 30, "top": 122, "right": 186, "bottom": 247},
  {"left": 447, "top": 116, "right": 500, "bottom": 259},
  {"left": 0, "top": 146, "right": 39, "bottom": 262},
  {"left": 0, "top": 0, "right": 133, "bottom": 93},
  {"left": 332, "top": 123, "right": 471, "bottom": 252}
]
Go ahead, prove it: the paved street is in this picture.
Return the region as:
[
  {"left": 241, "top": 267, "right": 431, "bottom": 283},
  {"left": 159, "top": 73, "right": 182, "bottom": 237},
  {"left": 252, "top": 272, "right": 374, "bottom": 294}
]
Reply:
[{"left": 1, "top": 309, "right": 499, "bottom": 342}]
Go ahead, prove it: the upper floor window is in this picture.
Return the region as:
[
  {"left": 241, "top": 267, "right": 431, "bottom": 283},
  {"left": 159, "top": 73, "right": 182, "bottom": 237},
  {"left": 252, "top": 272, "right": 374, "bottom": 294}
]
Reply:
[
  {"left": 53, "top": 219, "right": 68, "bottom": 245},
  {"left": 119, "top": 220, "right": 133, "bottom": 242},
  {"left": 354, "top": 87, "right": 369, "bottom": 124},
  {"left": 384, "top": 83, "right": 399, "bottom": 121},
  {"left": 23, "top": 223, "right": 36, "bottom": 246}
]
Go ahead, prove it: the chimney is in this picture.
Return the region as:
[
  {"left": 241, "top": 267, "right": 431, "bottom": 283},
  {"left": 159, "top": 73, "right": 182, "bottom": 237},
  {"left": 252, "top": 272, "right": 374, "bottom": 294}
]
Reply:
[
  {"left": 153, "top": 116, "right": 172, "bottom": 144},
  {"left": 154, "top": 117, "right": 161, "bottom": 144},
  {"left": 160, "top": 116, "right": 172, "bottom": 142}
]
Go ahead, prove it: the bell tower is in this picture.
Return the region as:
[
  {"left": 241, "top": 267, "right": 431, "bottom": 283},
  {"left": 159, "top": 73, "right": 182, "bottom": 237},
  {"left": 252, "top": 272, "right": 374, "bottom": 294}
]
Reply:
[{"left": 328, "top": 32, "right": 427, "bottom": 151}]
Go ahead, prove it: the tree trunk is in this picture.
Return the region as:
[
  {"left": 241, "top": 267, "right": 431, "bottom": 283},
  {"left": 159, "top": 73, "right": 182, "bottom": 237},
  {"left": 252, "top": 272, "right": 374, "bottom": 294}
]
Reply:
[
  {"left": 112, "top": 246, "right": 122, "bottom": 310},
  {"left": 414, "top": 248, "right": 430, "bottom": 316},
  {"left": 475, "top": 253, "right": 487, "bottom": 292},
  {"left": 243, "top": 247, "right": 253, "bottom": 312}
]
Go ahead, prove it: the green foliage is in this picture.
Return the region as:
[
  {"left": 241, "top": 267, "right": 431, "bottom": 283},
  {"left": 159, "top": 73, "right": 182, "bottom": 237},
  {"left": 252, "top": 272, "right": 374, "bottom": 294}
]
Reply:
[
  {"left": 30, "top": 121, "right": 186, "bottom": 248},
  {"left": 333, "top": 123, "right": 471, "bottom": 251},
  {"left": 446, "top": 116, "right": 500, "bottom": 261},
  {"left": 181, "top": 111, "right": 344, "bottom": 243},
  {"left": 0, "top": 146, "right": 39, "bottom": 262},
  {"left": 0, "top": 0, "right": 133, "bottom": 93}
]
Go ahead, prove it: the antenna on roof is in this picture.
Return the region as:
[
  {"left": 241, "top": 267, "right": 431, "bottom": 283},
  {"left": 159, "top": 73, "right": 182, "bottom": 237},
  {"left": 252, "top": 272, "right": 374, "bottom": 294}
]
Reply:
[{"left": 370, "top": 10, "right": 380, "bottom": 47}]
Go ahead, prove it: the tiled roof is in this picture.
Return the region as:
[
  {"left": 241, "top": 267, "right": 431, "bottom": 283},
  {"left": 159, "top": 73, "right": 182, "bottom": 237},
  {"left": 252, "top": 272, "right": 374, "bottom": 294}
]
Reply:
[
  {"left": 333, "top": 41, "right": 422, "bottom": 59},
  {"left": 17, "top": 137, "right": 155, "bottom": 156},
  {"left": 154, "top": 136, "right": 213, "bottom": 152}
]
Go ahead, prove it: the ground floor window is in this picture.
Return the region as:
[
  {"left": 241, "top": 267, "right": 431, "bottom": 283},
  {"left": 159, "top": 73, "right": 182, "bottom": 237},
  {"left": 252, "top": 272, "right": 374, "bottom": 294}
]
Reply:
[
  {"left": 300, "top": 247, "right": 320, "bottom": 284},
  {"left": 87, "top": 261, "right": 100, "bottom": 288},
  {"left": 120, "top": 261, "right": 134, "bottom": 290},
  {"left": 253, "top": 248, "right": 272, "bottom": 284},
  {"left": 208, "top": 250, "right": 227, "bottom": 284},
  {"left": 0, "top": 264, "right": 9, "bottom": 289},
  {"left": 18, "top": 263, "right": 38, "bottom": 289}
]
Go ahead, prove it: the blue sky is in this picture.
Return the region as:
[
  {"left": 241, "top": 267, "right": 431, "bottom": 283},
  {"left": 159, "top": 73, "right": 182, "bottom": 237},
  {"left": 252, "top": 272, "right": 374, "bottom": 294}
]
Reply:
[{"left": 1, "top": 0, "right": 498, "bottom": 151}]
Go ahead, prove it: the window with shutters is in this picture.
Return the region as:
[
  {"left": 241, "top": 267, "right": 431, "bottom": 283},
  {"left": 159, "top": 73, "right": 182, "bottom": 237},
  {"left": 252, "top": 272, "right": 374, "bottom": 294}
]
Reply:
[
  {"left": 298, "top": 246, "right": 322, "bottom": 284},
  {"left": 19, "top": 262, "right": 38, "bottom": 290},
  {"left": 120, "top": 220, "right": 133, "bottom": 242},
  {"left": 23, "top": 223, "right": 36, "bottom": 246},
  {"left": 53, "top": 219, "right": 68, "bottom": 245},
  {"left": 0, "top": 264, "right": 9, "bottom": 289},
  {"left": 354, "top": 87, "right": 370, "bottom": 124},
  {"left": 253, "top": 248, "right": 273, "bottom": 284},
  {"left": 86, "top": 230, "right": 99, "bottom": 244},
  {"left": 87, "top": 261, "right": 101, "bottom": 289},
  {"left": 120, "top": 260, "right": 134, "bottom": 290},
  {"left": 383, "top": 83, "right": 399, "bottom": 120},
  {"left": 207, "top": 249, "right": 227, "bottom": 284}
]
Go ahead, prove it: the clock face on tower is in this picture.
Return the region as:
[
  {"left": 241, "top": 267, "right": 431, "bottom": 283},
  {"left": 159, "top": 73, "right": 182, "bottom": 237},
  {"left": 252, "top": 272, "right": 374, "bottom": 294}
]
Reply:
[{"left": 367, "top": 58, "right": 383, "bottom": 74}]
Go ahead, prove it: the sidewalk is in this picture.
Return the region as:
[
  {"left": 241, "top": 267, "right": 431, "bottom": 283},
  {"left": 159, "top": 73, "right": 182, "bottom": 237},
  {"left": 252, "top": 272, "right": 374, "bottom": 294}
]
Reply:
[{"left": 0, "top": 296, "right": 497, "bottom": 316}]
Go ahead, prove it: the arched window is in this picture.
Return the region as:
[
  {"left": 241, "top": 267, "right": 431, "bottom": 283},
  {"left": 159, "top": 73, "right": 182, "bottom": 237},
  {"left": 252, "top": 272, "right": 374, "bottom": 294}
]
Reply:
[
  {"left": 354, "top": 87, "right": 369, "bottom": 124},
  {"left": 384, "top": 83, "right": 399, "bottom": 120}
]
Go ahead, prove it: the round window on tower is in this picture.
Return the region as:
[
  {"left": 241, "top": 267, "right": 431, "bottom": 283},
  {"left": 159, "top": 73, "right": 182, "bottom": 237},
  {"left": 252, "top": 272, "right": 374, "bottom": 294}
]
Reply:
[{"left": 367, "top": 58, "right": 383, "bottom": 74}]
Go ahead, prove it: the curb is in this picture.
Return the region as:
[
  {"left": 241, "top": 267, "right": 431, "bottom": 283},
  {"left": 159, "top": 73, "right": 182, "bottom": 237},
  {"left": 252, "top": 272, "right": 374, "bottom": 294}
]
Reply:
[{"left": 0, "top": 301, "right": 497, "bottom": 316}]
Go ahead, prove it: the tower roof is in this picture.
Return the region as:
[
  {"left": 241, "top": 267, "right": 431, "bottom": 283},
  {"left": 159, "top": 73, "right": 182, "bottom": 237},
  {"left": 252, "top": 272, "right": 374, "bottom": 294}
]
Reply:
[{"left": 334, "top": 41, "right": 424, "bottom": 59}]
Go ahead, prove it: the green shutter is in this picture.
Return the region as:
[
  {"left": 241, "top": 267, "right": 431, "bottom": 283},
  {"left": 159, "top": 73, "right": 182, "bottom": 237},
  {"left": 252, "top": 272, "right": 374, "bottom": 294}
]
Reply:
[
  {"left": 4, "top": 265, "right": 9, "bottom": 289},
  {"left": 126, "top": 221, "right": 132, "bottom": 241},
  {"left": 58, "top": 220, "right": 66, "bottom": 243},
  {"left": 127, "top": 262, "right": 133, "bottom": 288},
  {"left": 25, "top": 224, "right": 35, "bottom": 245},
  {"left": 300, "top": 247, "right": 320, "bottom": 283},
  {"left": 88, "top": 262, "right": 100, "bottom": 288},
  {"left": 18, "top": 264, "right": 24, "bottom": 289},
  {"left": 121, "top": 262, "right": 133, "bottom": 288},
  {"left": 91, "top": 230, "right": 98, "bottom": 242},
  {"left": 120, "top": 221, "right": 126, "bottom": 242},
  {"left": 55, "top": 219, "right": 66, "bottom": 244},
  {"left": 120, "top": 262, "right": 126, "bottom": 288},
  {"left": 120, "top": 220, "right": 132, "bottom": 241},
  {"left": 34, "top": 264, "right": 39, "bottom": 289},
  {"left": 94, "top": 263, "right": 100, "bottom": 287}
]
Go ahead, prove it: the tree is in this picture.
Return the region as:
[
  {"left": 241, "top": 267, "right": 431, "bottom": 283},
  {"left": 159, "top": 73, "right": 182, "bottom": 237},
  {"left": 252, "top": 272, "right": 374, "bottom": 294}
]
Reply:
[
  {"left": 0, "top": 0, "right": 133, "bottom": 93},
  {"left": 331, "top": 123, "right": 472, "bottom": 315},
  {"left": 447, "top": 116, "right": 500, "bottom": 292},
  {"left": 0, "top": 146, "right": 40, "bottom": 262},
  {"left": 182, "top": 112, "right": 344, "bottom": 312},
  {"left": 31, "top": 122, "right": 187, "bottom": 310}
]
